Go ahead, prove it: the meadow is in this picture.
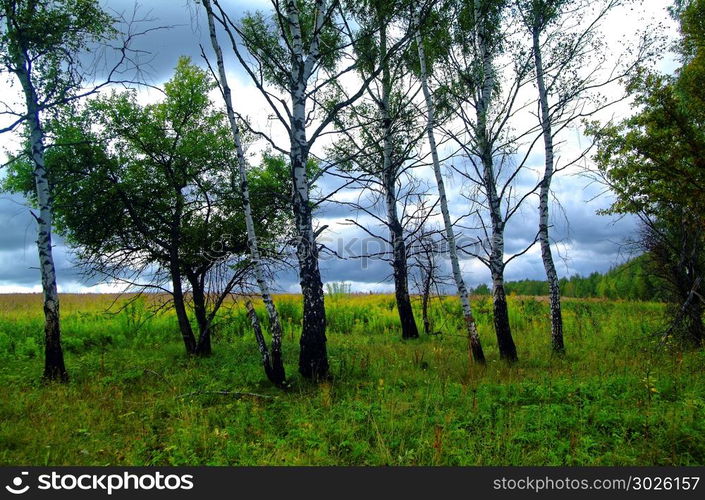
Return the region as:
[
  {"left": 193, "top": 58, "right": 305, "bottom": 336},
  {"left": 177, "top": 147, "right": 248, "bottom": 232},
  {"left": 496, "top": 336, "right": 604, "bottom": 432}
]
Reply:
[{"left": 0, "top": 293, "right": 703, "bottom": 466}]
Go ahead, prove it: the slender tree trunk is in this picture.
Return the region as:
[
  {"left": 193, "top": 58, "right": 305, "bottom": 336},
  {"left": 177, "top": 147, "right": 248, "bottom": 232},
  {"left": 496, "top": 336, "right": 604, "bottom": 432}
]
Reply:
[
  {"left": 483, "top": 155, "right": 517, "bottom": 362},
  {"left": 533, "top": 25, "right": 565, "bottom": 354},
  {"left": 246, "top": 300, "right": 286, "bottom": 387},
  {"left": 203, "top": 0, "right": 286, "bottom": 385},
  {"left": 190, "top": 278, "right": 212, "bottom": 356},
  {"left": 379, "top": 16, "right": 419, "bottom": 340},
  {"left": 476, "top": 3, "right": 517, "bottom": 362},
  {"left": 31, "top": 108, "right": 67, "bottom": 382},
  {"left": 491, "top": 267, "right": 517, "bottom": 361},
  {"left": 13, "top": 53, "right": 67, "bottom": 381},
  {"left": 170, "top": 258, "right": 197, "bottom": 355},
  {"left": 421, "top": 267, "right": 432, "bottom": 335},
  {"left": 415, "top": 18, "right": 485, "bottom": 362},
  {"left": 384, "top": 173, "right": 419, "bottom": 340}
]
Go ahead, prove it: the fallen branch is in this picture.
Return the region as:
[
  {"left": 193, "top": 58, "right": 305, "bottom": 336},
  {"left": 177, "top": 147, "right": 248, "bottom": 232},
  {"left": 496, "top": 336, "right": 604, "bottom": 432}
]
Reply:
[{"left": 176, "top": 390, "right": 274, "bottom": 400}]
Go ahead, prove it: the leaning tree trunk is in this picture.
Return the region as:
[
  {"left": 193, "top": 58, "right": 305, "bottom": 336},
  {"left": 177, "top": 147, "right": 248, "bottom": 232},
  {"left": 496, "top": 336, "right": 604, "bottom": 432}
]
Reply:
[
  {"left": 476, "top": 9, "right": 517, "bottom": 362},
  {"left": 169, "top": 257, "right": 197, "bottom": 355},
  {"left": 15, "top": 61, "right": 67, "bottom": 382},
  {"left": 246, "top": 301, "right": 286, "bottom": 388},
  {"left": 380, "top": 18, "right": 419, "bottom": 340},
  {"left": 533, "top": 25, "right": 565, "bottom": 354},
  {"left": 415, "top": 19, "right": 485, "bottom": 362},
  {"left": 203, "top": 0, "right": 286, "bottom": 385}
]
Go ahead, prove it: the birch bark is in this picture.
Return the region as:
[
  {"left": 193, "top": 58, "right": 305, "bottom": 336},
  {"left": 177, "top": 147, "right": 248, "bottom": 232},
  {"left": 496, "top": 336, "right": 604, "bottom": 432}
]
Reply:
[
  {"left": 203, "top": 0, "right": 287, "bottom": 384},
  {"left": 474, "top": 0, "right": 517, "bottom": 361},
  {"left": 532, "top": 24, "right": 565, "bottom": 354},
  {"left": 415, "top": 19, "right": 485, "bottom": 362},
  {"left": 288, "top": 0, "right": 329, "bottom": 379},
  {"left": 11, "top": 42, "right": 68, "bottom": 381}
]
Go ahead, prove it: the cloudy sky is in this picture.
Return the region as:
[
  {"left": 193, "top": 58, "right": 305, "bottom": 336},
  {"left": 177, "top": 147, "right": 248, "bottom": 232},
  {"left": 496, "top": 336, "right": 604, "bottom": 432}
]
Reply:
[{"left": 0, "top": 0, "right": 678, "bottom": 294}]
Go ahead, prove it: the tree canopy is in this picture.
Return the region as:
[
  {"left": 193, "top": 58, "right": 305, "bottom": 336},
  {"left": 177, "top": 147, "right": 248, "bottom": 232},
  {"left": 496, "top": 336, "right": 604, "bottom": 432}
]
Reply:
[{"left": 4, "top": 57, "right": 293, "bottom": 354}]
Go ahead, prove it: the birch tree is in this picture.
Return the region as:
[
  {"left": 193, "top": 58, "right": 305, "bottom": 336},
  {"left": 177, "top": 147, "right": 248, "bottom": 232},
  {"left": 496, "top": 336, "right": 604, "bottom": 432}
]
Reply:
[
  {"left": 516, "top": 0, "right": 648, "bottom": 354},
  {"left": 4, "top": 59, "right": 292, "bottom": 360},
  {"left": 0, "top": 0, "right": 127, "bottom": 381},
  {"left": 375, "top": 1, "right": 420, "bottom": 340},
  {"left": 517, "top": 0, "right": 567, "bottom": 354},
  {"left": 204, "top": 0, "right": 427, "bottom": 379},
  {"left": 443, "top": 0, "right": 539, "bottom": 362},
  {"left": 414, "top": 6, "right": 486, "bottom": 362},
  {"left": 331, "top": 0, "right": 426, "bottom": 340},
  {"left": 202, "top": 0, "right": 286, "bottom": 387}
]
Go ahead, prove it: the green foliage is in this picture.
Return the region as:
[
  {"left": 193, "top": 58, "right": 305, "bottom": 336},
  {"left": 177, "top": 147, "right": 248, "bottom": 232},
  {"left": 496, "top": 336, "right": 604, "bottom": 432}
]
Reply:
[
  {"left": 239, "top": 0, "right": 342, "bottom": 91},
  {"left": 330, "top": 0, "right": 425, "bottom": 178},
  {"left": 589, "top": 0, "right": 705, "bottom": 218},
  {"left": 3, "top": 57, "right": 292, "bottom": 282},
  {"left": 589, "top": 72, "right": 705, "bottom": 217},
  {"left": 494, "top": 255, "right": 665, "bottom": 301},
  {"left": 349, "top": 0, "right": 418, "bottom": 74},
  {"left": 677, "top": 0, "right": 705, "bottom": 123},
  {"left": 0, "top": 0, "right": 116, "bottom": 106},
  {"left": 1, "top": 293, "right": 703, "bottom": 465},
  {"left": 451, "top": 0, "right": 509, "bottom": 90},
  {"left": 406, "top": 4, "right": 453, "bottom": 74},
  {"left": 473, "top": 283, "right": 491, "bottom": 296},
  {"left": 587, "top": 0, "right": 705, "bottom": 344},
  {"left": 325, "top": 282, "right": 353, "bottom": 297}
]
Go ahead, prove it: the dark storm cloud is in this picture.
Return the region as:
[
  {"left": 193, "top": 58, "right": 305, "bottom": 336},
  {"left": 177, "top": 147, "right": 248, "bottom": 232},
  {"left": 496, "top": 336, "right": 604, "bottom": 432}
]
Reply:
[
  {"left": 0, "top": 194, "right": 37, "bottom": 253},
  {"left": 312, "top": 168, "right": 638, "bottom": 291},
  {"left": 0, "top": 247, "right": 39, "bottom": 286},
  {"left": 321, "top": 256, "right": 394, "bottom": 285},
  {"left": 0, "top": 161, "right": 638, "bottom": 292},
  {"left": 0, "top": 194, "right": 103, "bottom": 289},
  {"left": 0, "top": 241, "right": 91, "bottom": 288},
  {"left": 316, "top": 201, "right": 364, "bottom": 220}
]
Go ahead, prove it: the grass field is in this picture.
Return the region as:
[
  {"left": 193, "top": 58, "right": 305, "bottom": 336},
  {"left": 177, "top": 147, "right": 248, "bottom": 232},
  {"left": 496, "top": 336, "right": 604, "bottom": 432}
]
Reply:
[{"left": 0, "top": 293, "right": 703, "bottom": 466}]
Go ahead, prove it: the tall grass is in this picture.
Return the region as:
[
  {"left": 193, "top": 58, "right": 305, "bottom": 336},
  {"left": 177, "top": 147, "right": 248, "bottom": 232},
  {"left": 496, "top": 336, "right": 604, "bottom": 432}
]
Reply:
[{"left": 0, "top": 293, "right": 702, "bottom": 466}]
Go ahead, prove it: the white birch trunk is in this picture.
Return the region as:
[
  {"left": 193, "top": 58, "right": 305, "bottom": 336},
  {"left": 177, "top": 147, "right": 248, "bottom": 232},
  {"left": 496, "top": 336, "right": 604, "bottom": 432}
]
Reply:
[
  {"left": 287, "top": 0, "right": 329, "bottom": 379},
  {"left": 415, "top": 17, "right": 484, "bottom": 362},
  {"left": 474, "top": 0, "right": 517, "bottom": 361},
  {"left": 11, "top": 40, "right": 68, "bottom": 381},
  {"left": 203, "top": 0, "right": 286, "bottom": 384},
  {"left": 532, "top": 25, "right": 565, "bottom": 354}
]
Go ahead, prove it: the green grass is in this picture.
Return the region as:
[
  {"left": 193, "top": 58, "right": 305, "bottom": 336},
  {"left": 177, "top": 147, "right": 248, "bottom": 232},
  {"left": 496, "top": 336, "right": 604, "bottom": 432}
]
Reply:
[{"left": 0, "top": 293, "right": 703, "bottom": 466}]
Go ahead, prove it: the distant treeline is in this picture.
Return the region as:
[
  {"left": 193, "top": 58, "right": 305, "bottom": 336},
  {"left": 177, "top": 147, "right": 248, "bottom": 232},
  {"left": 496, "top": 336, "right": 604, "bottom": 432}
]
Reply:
[{"left": 472, "top": 255, "right": 664, "bottom": 301}]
